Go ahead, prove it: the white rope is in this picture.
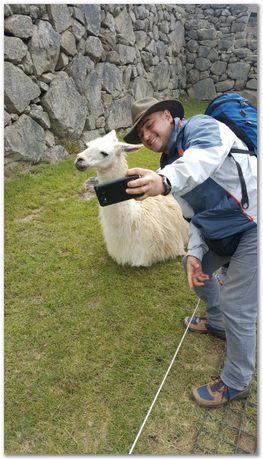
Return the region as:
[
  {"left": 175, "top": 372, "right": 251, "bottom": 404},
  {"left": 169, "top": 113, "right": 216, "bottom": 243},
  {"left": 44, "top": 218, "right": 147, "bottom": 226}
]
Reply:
[{"left": 128, "top": 298, "right": 200, "bottom": 455}]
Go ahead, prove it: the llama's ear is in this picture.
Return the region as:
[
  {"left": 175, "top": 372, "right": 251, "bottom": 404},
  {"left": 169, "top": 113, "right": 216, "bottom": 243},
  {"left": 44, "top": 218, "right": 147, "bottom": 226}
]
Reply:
[
  {"left": 117, "top": 142, "right": 144, "bottom": 152},
  {"left": 108, "top": 129, "right": 118, "bottom": 141}
]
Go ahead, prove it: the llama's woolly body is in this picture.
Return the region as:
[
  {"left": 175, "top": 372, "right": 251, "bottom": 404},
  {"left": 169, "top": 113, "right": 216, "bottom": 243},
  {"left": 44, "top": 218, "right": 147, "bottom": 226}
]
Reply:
[{"left": 75, "top": 130, "right": 189, "bottom": 267}]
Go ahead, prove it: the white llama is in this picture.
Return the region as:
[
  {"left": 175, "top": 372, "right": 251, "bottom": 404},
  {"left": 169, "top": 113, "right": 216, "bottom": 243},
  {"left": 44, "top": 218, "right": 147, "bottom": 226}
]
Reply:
[{"left": 75, "top": 130, "right": 189, "bottom": 267}]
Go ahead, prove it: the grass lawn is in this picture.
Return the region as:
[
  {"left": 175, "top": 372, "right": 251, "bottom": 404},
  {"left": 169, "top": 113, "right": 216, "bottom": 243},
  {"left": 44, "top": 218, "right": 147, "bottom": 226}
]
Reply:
[{"left": 4, "top": 100, "right": 256, "bottom": 454}]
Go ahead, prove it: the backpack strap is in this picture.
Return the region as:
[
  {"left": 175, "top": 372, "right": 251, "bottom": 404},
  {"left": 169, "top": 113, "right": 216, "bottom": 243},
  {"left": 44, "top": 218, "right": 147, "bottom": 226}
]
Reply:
[
  {"left": 230, "top": 148, "right": 255, "bottom": 155},
  {"left": 229, "top": 151, "right": 249, "bottom": 209}
]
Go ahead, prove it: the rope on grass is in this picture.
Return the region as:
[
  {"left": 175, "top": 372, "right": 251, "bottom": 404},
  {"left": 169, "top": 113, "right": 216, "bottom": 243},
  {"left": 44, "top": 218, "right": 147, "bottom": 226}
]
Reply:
[{"left": 128, "top": 298, "right": 200, "bottom": 455}]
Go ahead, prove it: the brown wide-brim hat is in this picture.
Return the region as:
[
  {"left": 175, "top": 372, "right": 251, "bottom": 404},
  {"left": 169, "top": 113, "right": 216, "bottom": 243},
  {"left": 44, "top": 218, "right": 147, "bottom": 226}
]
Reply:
[{"left": 124, "top": 97, "right": 184, "bottom": 144}]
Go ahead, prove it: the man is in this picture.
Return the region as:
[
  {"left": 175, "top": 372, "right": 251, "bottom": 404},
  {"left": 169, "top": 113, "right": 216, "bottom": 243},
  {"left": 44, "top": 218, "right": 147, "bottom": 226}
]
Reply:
[{"left": 123, "top": 97, "right": 257, "bottom": 408}]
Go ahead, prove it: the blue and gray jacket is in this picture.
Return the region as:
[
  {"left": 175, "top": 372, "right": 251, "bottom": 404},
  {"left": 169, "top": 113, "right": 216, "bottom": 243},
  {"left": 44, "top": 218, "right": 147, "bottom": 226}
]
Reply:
[{"left": 159, "top": 115, "right": 257, "bottom": 260}]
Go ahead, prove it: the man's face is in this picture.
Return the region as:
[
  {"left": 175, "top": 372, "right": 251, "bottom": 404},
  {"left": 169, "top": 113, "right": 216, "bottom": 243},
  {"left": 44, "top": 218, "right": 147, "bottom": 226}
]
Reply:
[{"left": 137, "top": 110, "right": 174, "bottom": 152}]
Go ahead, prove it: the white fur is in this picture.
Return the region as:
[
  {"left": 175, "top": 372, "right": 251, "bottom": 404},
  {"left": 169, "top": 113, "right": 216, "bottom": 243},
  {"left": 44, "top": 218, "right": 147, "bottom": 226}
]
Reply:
[{"left": 75, "top": 130, "right": 189, "bottom": 267}]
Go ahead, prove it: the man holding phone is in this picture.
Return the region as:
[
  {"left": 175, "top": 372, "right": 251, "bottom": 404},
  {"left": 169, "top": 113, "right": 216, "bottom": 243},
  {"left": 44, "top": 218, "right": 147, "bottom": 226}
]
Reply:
[{"left": 123, "top": 97, "right": 257, "bottom": 408}]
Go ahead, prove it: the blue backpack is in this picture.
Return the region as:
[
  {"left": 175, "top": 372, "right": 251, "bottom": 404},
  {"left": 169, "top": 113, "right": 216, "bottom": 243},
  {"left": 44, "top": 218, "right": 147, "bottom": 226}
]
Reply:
[
  {"left": 205, "top": 93, "right": 257, "bottom": 209},
  {"left": 205, "top": 93, "right": 257, "bottom": 155}
]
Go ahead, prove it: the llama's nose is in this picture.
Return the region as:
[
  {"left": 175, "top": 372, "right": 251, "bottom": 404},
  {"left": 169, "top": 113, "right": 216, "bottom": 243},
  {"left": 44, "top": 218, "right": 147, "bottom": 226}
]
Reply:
[{"left": 75, "top": 156, "right": 86, "bottom": 171}]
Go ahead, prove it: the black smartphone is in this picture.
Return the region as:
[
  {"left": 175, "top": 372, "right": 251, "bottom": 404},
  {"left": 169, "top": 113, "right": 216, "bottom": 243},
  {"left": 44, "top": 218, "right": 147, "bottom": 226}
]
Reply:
[{"left": 94, "top": 175, "right": 143, "bottom": 206}]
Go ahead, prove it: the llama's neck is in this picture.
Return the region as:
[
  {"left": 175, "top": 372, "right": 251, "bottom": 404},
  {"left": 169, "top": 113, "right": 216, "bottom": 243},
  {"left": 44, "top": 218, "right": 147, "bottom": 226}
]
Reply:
[{"left": 97, "top": 153, "right": 128, "bottom": 182}]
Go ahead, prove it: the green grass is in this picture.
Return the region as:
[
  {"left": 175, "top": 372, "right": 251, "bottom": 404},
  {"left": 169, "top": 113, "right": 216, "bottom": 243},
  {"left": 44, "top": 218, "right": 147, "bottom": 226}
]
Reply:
[{"left": 4, "top": 100, "right": 256, "bottom": 454}]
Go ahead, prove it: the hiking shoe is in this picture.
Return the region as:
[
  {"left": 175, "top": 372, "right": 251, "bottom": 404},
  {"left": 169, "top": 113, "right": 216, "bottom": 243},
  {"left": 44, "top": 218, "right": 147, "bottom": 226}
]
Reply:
[
  {"left": 192, "top": 376, "right": 250, "bottom": 408},
  {"left": 184, "top": 316, "right": 226, "bottom": 340}
]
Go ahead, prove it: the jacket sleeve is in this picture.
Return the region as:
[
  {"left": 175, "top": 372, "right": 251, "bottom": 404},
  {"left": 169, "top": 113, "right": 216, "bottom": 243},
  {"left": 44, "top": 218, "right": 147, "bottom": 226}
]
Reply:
[
  {"left": 160, "top": 115, "right": 241, "bottom": 196},
  {"left": 187, "top": 221, "right": 209, "bottom": 261}
]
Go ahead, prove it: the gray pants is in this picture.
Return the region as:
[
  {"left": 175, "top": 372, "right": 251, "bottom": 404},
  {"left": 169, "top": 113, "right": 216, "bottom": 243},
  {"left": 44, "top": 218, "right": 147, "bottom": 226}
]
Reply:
[{"left": 183, "top": 226, "right": 257, "bottom": 390}]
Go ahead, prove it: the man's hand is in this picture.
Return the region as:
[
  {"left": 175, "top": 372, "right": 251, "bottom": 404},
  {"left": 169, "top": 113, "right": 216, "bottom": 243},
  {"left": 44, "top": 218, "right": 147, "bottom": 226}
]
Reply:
[
  {"left": 186, "top": 255, "right": 210, "bottom": 288},
  {"left": 125, "top": 168, "right": 165, "bottom": 200}
]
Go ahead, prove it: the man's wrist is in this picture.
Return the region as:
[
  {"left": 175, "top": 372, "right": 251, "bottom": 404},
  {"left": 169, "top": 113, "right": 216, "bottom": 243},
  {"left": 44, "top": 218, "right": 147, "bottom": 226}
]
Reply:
[{"left": 158, "top": 174, "right": 172, "bottom": 196}]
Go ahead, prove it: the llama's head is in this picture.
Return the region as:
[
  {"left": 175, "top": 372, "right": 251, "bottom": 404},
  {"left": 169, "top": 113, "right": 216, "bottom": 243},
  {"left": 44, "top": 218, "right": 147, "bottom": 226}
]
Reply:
[{"left": 75, "top": 130, "right": 142, "bottom": 172}]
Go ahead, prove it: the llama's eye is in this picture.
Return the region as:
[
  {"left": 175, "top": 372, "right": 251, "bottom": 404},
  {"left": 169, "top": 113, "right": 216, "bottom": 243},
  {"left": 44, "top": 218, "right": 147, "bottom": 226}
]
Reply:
[{"left": 101, "top": 151, "right": 109, "bottom": 157}]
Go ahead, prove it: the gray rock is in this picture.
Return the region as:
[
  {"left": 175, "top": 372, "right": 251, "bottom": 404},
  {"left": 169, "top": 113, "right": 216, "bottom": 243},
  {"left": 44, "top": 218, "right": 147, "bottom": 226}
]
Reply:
[
  {"left": 141, "top": 51, "right": 154, "bottom": 70},
  {"left": 240, "top": 89, "right": 257, "bottom": 107},
  {"left": 115, "top": 9, "right": 136, "bottom": 45},
  {"left": 186, "top": 39, "right": 199, "bottom": 53},
  {"left": 96, "top": 62, "right": 122, "bottom": 94},
  {"left": 4, "top": 110, "right": 11, "bottom": 127},
  {"left": 43, "top": 145, "right": 69, "bottom": 163},
  {"left": 215, "top": 80, "right": 235, "bottom": 92},
  {"left": 60, "top": 30, "right": 77, "bottom": 56},
  {"left": 41, "top": 71, "right": 87, "bottom": 137},
  {"left": 85, "top": 36, "right": 104, "bottom": 62},
  {"left": 4, "top": 114, "right": 45, "bottom": 163},
  {"left": 135, "top": 31, "right": 147, "bottom": 50},
  {"left": 105, "top": 95, "right": 133, "bottom": 130},
  {"left": 218, "top": 37, "right": 234, "bottom": 50},
  {"left": 79, "top": 4, "right": 101, "bottom": 36},
  {"left": 188, "top": 69, "right": 200, "bottom": 84},
  {"left": 152, "top": 60, "right": 170, "bottom": 91},
  {"left": 102, "top": 11, "right": 115, "bottom": 32},
  {"left": 4, "top": 36, "right": 28, "bottom": 63},
  {"left": 227, "top": 62, "right": 250, "bottom": 80},
  {"left": 106, "top": 51, "right": 120, "bottom": 64},
  {"left": 246, "top": 79, "right": 257, "bottom": 90},
  {"left": 9, "top": 4, "right": 31, "bottom": 15},
  {"left": 168, "top": 22, "right": 185, "bottom": 54},
  {"left": 233, "top": 48, "right": 251, "bottom": 59},
  {"left": 197, "top": 28, "right": 217, "bottom": 40},
  {"left": 81, "top": 130, "right": 102, "bottom": 144},
  {"left": 198, "top": 45, "right": 211, "bottom": 58},
  {"left": 115, "top": 44, "right": 136, "bottom": 64},
  {"left": 45, "top": 130, "right": 56, "bottom": 147},
  {"left": 47, "top": 4, "right": 72, "bottom": 33},
  {"left": 4, "top": 14, "right": 33, "bottom": 38},
  {"left": 211, "top": 61, "right": 227, "bottom": 75},
  {"left": 28, "top": 21, "right": 60, "bottom": 76},
  {"left": 72, "top": 7, "right": 85, "bottom": 25},
  {"left": 188, "top": 78, "right": 216, "bottom": 100},
  {"left": 85, "top": 70, "right": 104, "bottom": 118},
  {"left": 65, "top": 54, "right": 94, "bottom": 94},
  {"left": 4, "top": 62, "right": 41, "bottom": 114},
  {"left": 29, "top": 104, "right": 51, "bottom": 129},
  {"left": 56, "top": 52, "right": 69, "bottom": 71},
  {"left": 195, "top": 57, "right": 211, "bottom": 71},
  {"left": 71, "top": 19, "right": 86, "bottom": 42},
  {"left": 22, "top": 51, "right": 34, "bottom": 75},
  {"left": 131, "top": 77, "right": 153, "bottom": 99}
]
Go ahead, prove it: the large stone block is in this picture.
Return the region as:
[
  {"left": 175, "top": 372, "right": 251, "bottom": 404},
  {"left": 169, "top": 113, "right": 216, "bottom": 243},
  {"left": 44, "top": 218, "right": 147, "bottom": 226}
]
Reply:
[
  {"left": 4, "top": 114, "right": 45, "bottom": 163},
  {"left": 41, "top": 71, "right": 87, "bottom": 137},
  {"left": 115, "top": 9, "right": 136, "bottom": 45},
  {"left": 85, "top": 70, "right": 103, "bottom": 118},
  {"left": 4, "top": 36, "right": 27, "bottom": 63},
  {"left": 188, "top": 78, "right": 216, "bottom": 100},
  {"left": 47, "top": 4, "right": 72, "bottom": 33},
  {"left": 96, "top": 62, "right": 122, "bottom": 94},
  {"left": 4, "top": 14, "right": 33, "bottom": 38},
  {"left": 28, "top": 20, "right": 60, "bottom": 76},
  {"left": 227, "top": 62, "right": 250, "bottom": 80},
  {"left": 65, "top": 54, "right": 94, "bottom": 94},
  {"left": 105, "top": 96, "right": 133, "bottom": 130},
  {"left": 152, "top": 60, "right": 170, "bottom": 91},
  {"left": 4, "top": 62, "right": 40, "bottom": 114},
  {"left": 211, "top": 61, "right": 227, "bottom": 76},
  {"left": 78, "top": 4, "right": 101, "bottom": 36}
]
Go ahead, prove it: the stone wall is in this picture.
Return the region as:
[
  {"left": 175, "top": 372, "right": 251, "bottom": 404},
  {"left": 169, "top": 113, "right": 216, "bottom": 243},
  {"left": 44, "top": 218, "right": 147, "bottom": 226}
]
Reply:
[
  {"left": 184, "top": 4, "right": 257, "bottom": 100},
  {"left": 4, "top": 3, "right": 257, "bottom": 166}
]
